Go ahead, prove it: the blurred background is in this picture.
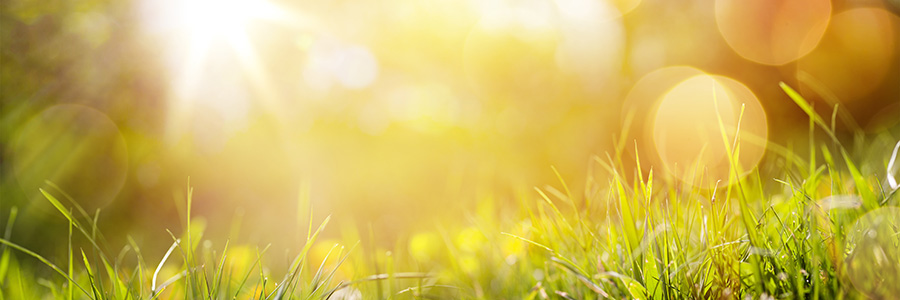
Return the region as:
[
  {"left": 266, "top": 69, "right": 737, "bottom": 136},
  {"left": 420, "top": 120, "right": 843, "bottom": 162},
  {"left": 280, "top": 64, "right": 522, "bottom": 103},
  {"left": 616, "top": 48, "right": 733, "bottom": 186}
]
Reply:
[{"left": 2, "top": 0, "right": 899, "bottom": 256}]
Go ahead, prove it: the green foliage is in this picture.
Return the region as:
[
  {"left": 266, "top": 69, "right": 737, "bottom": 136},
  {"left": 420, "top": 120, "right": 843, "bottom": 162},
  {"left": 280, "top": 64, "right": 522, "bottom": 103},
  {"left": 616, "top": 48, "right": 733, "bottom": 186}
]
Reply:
[{"left": 1, "top": 86, "right": 899, "bottom": 299}]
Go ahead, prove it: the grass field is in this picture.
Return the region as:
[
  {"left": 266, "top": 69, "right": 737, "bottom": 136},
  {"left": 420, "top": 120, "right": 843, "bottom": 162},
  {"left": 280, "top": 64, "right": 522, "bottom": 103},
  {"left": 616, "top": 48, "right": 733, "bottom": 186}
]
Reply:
[
  {"left": 3, "top": 0, "right": 900, "bottom": 298},
  {"left": 1, "top": 84, "right": 898, "bottom": 299}
]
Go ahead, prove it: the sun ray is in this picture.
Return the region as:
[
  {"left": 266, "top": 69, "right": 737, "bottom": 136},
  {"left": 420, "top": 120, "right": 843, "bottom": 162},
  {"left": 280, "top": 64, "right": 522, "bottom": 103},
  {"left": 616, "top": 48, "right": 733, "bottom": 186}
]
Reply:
[
  {"left": 227, "top": 31, "right": 284, "bottom": 123},
  {"left": 165, "top": 34, "right": 211, "bottom": 143},
  {"left": 153, "top": 0, "right": 296, "bottom": 144}
]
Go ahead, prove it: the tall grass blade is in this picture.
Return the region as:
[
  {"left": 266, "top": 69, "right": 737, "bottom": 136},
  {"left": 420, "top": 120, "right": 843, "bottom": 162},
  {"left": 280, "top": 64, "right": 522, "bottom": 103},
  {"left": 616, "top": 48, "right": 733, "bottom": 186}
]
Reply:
[
  {"left": 0, "top": 238, "right": 93, "bottom": 298},
  {"left": 152, "top": 239, "right": 180, "bottom": 293}
]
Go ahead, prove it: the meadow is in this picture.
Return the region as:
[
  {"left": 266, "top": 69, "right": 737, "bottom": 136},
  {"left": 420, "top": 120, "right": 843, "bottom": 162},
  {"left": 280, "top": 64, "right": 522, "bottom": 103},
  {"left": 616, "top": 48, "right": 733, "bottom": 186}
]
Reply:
[
  {"left": 2, "top": 0, "right": 900, "bottom": 299},
  {"left": 2, "top": 85, "right": 899, "bottom": 299}
]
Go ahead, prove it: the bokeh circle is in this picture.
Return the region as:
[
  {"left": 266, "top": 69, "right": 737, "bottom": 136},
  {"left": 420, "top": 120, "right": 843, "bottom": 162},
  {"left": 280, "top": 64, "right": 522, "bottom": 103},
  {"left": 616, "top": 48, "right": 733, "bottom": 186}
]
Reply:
[
  {"left": 12, "top": 104, "right": 128, "bottom": 211},
  {"left": 715, "top": 0, "right": 831, "bottom": 65},
  {"left": 621, "top": 66, "right": 706, "bottom": 175},
  {"left": 651, "top": 74, "right": 768, "bottom": 187},
  {"left": 845, "top": 207, "right": 900, "bottom": 298}
]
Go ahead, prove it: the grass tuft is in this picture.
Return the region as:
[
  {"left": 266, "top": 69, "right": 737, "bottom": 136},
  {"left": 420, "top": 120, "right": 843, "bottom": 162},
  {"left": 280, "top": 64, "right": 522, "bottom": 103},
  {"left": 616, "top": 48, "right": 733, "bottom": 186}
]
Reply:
[{"left": 1, "top": 84, "right": 899, "bottom": 299}]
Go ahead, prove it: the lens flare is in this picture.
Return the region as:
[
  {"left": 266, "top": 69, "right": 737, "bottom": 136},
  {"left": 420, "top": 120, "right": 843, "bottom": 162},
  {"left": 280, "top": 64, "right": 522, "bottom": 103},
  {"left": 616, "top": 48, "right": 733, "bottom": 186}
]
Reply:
[
  {"left": 651, "top": 75, "right": 768, "bottom": 187},
  {"left": 621, "top": 66, "right": 705, "bottom": 174},
  {"left": 138, "top": 0, "right": 296, "bottom": 145},
  {"left": 715, "top": 0, "right": 831, "bottom": 65},
  {"left": 846, "top": 207, "right": 900, "bottom": 298},
  {"left": 12, "top": 105, "right": 128, "bottom": 211}
]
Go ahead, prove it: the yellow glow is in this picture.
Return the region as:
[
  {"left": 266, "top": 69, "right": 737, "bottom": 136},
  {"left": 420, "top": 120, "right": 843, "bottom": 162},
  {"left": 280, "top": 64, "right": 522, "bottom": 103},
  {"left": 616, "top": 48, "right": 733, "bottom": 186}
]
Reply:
[
  {"left": 554, "top": 0, "right": 624, "bottom": 92},
  {"left": 409, "top": 232, "right": 441, "bottom": 261},
  {"left": 846, "top": 207, "right": 900, "bottom": 298},
  {"left": 7, "top": 0, "right": 900, "bottom": 295},
  {"left": 621, "top": 66, "right": 705, "bottom": 176},
  {"left": 715, "top": 0, "right": 831, "bottom": 65},
  {"left": 796, "top": 7, "right": 898, "bottom": 107},
  {"left": 154, "top": 0, "right": 290, "bottom": 148},
  {"left": 652, "top": 74, "right": 768, "bottom": 187},
  {"left": 464, "top": 0, "right": 624, "bottom": 95},
  {"left": 176, "top": 0, "right": 278, "bottom": 42}
]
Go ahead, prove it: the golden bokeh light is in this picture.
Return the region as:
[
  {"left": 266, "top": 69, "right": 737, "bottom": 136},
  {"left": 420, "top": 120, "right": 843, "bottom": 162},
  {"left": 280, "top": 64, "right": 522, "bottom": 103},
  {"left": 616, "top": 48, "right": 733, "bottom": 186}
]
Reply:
[
  {"left": 303, "top": 41, "right": 380, "bottom": 91},
  {"left": 652, "top": 74, "right": 768, "bottom": 187},
  {"left": 715, "top": 0, "right": 831, "bottom": 65},
  {"left": 4, "top": 1, "right": 900, "bottom": 295},
  {"left": 796, "top": 7, "right": 898, "bottom": 107},
  {"left": 463, "top": 0, "right": 625, "bottom": 98},
  {"left": 846, "top": 207, "right": 900, "bottom": 298},
  {"left": 621, "top": 66, "right": 705, "bottom": 174}
]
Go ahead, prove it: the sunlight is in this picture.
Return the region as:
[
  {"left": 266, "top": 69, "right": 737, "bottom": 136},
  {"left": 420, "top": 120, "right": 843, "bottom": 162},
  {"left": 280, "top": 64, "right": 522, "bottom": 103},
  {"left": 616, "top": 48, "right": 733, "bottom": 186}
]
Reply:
[
  {"left": 141, "top": 0, "right": 290, "bottom": 146},
  {"left": 6, "top": 0, "right": 900, "bottom": 297},
  {"left": 175, "top": 0, "right": 279, "bottom": 42},
  {"left": 651, "top": 74, "right": 768, "bottom": 187}
]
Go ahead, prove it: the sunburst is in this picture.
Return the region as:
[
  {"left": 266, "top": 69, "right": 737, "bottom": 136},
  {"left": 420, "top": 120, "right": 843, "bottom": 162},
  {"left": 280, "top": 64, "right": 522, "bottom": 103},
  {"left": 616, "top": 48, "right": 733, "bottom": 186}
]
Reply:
[{"left": 152, "top": 0, "right": 290, "bottom": 141}]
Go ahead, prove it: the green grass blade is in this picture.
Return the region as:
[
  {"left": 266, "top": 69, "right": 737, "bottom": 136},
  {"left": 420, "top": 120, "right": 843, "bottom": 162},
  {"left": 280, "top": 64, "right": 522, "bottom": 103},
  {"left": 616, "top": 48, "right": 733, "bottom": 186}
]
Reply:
[
  {"left": 152, "top": 239, "right": 180, "bottom": 293},
  {"left": 82, "top": 249, "right": 103, "bottom": 300},
  {"left": 0, "top": 238, "right": 93, "bottom": 298},
  {"left": 39, "top": 189, "right": 79, "bottom": 228},
  {"left": 0, "top": 206, "right": 18, "bottom": 285},
  {"left": 841, "top": 149, "right": 877, "bottom": 209}
]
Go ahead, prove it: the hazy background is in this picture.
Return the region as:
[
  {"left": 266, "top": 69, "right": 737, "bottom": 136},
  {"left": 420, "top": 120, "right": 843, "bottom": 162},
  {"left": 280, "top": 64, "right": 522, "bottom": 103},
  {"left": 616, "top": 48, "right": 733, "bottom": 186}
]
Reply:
[{"left": 2, "top": 0, "right": 899, "bottom": 256}]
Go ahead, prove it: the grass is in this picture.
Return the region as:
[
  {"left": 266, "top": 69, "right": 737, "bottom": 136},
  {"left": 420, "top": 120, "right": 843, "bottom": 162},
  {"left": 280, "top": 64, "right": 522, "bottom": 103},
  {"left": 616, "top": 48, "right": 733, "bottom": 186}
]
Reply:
[{"left": 1, "top": 83, "right": 899, "bottom": 299}]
